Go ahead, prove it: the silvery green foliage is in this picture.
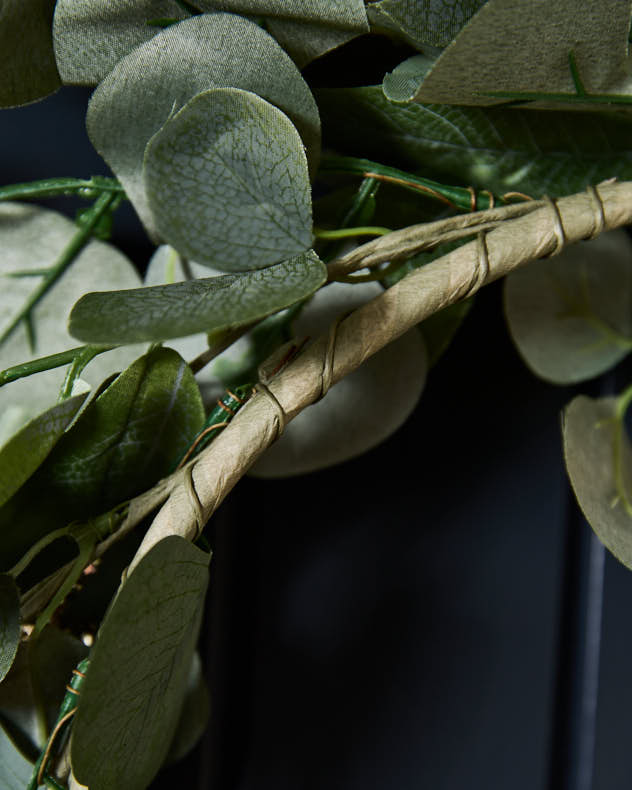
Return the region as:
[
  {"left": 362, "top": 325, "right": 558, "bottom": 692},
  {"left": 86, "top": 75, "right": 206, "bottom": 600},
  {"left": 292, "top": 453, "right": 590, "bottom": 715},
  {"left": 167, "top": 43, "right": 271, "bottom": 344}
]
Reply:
[
  {"left": 0, "top": 203, "right": 142, "bottom": 427},
  {"left": 144, "top": 88, "right": 313, "bottom": 271},
  {"left": 317, "top": 86, "right": 632, "bottom": 198},
  {"left": 367, "top": 0, "right": 486, "bottom": 49},
  {"left": 86, "top": 13, "right": 320, "bottom": 239},
  {"left": 564, "top": 396, "right": 632, "bottom": 570},
  {"left": 0, "top": 0, "right": 60, "bottom": 107},
  {"left": 504, "top": 231, "right": 632, "bottom": 384},
  {"left": 71, "top": 536, "right": 209, "bottom": 790},
  {"left": 0, "top": 575, "right": 20, "bottom": 683},
  {"left": 250, "top": 281, "right": 428, "bottom": 477}
]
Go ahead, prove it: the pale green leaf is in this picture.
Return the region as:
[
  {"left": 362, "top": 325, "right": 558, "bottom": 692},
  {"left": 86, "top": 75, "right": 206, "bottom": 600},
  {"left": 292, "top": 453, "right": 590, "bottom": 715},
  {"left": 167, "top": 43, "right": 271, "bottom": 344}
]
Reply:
[
  {"left": 144, "top": 88, "right": 312, "bottom": 271},
  {"left": 0, "top": 347, "right": 204, "bottom": 568},
  {"left": 383, "top": 53, "right": 438, "bottom": 103},
  {"left": 563, "top": 395, "right": 632, "bottom": 570},
  {"left": 70, "top": 250, "right": 326, "bottom": 343},
  {"left": 0, "top": 575, "right": 20, "bottom": 683},
  {"left": 317, "top": 86, "right": 632, "bottom": 197},
  {"left": 195, "top": 0, "right": 367, "bottom": 27},
  {"left": 0, "top": 0, "right": 60, "bottom": 108},
  {"left": 0, "top": 394, "right": 87, "bottom": 508},
  {"left": 71, "top": 536, "right": 210, "bottom": 790},
  {"left": 0, "top": 203, "right": 143, "bottom": 426},
  {"left": 52, "top": 0, "right": 190, "bottom": 85},
  {"left": 250, "top": 281, "right": 427, "bottom": 477},
  {"left": 265, "top": 17, "right": 362, "bottom": 68},
  {"left": 396, "top": 0, "right": 632, "bottom": 105},
  {"left": 0, "top": 726, "right": 33, "bottom": 790},
  {"left": 86, "top": 14, "right": 320, "bottom": 239},
  {"left": 504, "top": 231, "right": 632, "bottom": 384},
  {"left": 166, "top": 651, "right": 210, "bottom": 764},
  {"left": 367, "top": 0, "right": 486, "bottom": 49}
]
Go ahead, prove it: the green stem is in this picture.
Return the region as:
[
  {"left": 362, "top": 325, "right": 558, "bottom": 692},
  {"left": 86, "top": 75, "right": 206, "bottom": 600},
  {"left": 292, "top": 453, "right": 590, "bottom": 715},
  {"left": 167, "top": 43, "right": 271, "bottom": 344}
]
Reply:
[
  {"left": 0, "top": 191, "right": 118, "bottom": 350},
  {"left": 318, "top": 155, "right": 507, "bottom": 211},
  {"left": 333, "top": 260, "right": 405, "bottom": 283},
  {"left": 173, "top": 0, "right": 200, "bottom": 14},
  {"left": 58, "top": 345, "right": 111, "bottom": 400},
  {"left": 0, "top": 344, "right": 112, "bottom": 387},
  {"left": 314, "top": 225, "right": 392, "bottom": 240},
  {"left": 0, "top": 176, "right": 124, "bottom": 203}
]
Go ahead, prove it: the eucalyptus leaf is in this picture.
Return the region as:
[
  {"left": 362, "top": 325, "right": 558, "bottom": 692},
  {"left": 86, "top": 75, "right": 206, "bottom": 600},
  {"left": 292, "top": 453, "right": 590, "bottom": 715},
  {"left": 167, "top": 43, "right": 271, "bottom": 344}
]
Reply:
[
  {"left": 317, "top": 86, "right": 632, "bottom": 197},
  {"left": 250, "top": 281, "right": 427, "bottom": 478},
  {"left": 0, "top": 203, "right": 142, "bottom": 427},
  {"left": 0, "top": 0, "right": 60, "bottom": 108},
  {"left": 70, "top": 250, "right": 325, "bottom": 343},
  {"left": 86, "top": 14, "right": 320, "bottom": 239},
  {"left": 144, "top": 88, "right": 312, "bottom": 272},
  {"left": 166, "top": 651, "right": 210, "bottom": 764},
  {"left": 563, "top": 395, "right": 632, "bottom": 570},
  {"left": 0, "top": 726, "right": 33, "bottom": 790},
  {"left": 0, "top": 347, "right": 205, "bottom": 568},
  {"left": 0, "top": 394, "right": 87, "bottom": 508},
  {"left": 396, "top": 0, "right": 632, "bottom": 105},
  {"left": 52, "top": 0, "right": 190, "bottom": 85},
  {"left": 265, "top": 17, "right": 363, "bottom": 68},
  {"left": 504, "top": 231, "right": 632, "bottom": 384},
  {"left": 367, "top": 0, "right": 486, "bottom": 49},
  {"left": 71, "top": 536, "right": 210, "bottom": 790},
  {"left": 0, "top": 575, "right": 20, "bottom": 683}
]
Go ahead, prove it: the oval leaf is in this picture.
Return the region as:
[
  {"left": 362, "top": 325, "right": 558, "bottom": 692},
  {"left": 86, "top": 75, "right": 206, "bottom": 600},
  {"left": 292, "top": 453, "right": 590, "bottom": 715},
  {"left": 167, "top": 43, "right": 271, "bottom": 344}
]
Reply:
[
  {"left": 0, "top": 394, "right": 87, "bottom": 508},
  {"left": 0, "top": 203, "right": 142, "bottom": 425},
  {"left": 0, "top": 575, "right": 20, "bottom": 683},
  {"left": 504, "top": 231, "right": 632, "bottom": 384},
  {"left": 71, "top": 536, "right": 210, "bottom": 790},
  {"left": 144, "top": 88, "right": 312, "bottom": 271},
  {"left": 0, "top": 0, "right": 60, "bottom": 108},
  {"left": 166, "top": 651, "right": 210, "bottom": 764},
  {"left": 86, "top": 14, "right": 320, "bottom": 238},
  {"left": 70, "top": 249, "right": 325, "bottom": 343},
  {"left": 563, "top": 395, "right": 632, "bottom": 570},
  {"left": 250, "top": 281, "right": 428, "bottom": 477}
]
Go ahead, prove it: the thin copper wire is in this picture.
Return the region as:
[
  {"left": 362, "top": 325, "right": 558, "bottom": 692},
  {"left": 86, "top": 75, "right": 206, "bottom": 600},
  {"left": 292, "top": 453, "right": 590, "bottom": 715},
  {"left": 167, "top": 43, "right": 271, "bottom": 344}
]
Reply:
[
  {"left": 466, "top": 186, "right": 476, "bottom": 212},
  {"left": 176, "top": 422, "right": 229, "bottom": 470},
  {"left": 363, "top": 171, "right": 459, "bottom": 209},
  {"left": 480, "top": 189, "right": 495, "bottom": 209},
  {"left": 225, "top": 389, "right": 246, "bottom": 404},
  {"left": 217, "top": 399, "right": 236, "bottom": 417},
  {"left": 502, "top": 191, "right": 534, "bottom": 203},
  {"left": 37, "top": 708, "right": 77, "bottom": 785}
]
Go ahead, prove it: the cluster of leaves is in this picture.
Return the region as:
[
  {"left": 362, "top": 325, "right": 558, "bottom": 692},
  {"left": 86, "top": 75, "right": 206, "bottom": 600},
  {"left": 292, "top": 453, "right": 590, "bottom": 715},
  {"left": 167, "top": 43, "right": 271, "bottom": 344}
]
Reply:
[{"left": 3, "top": 0, "right": 632, "bottom": 788}]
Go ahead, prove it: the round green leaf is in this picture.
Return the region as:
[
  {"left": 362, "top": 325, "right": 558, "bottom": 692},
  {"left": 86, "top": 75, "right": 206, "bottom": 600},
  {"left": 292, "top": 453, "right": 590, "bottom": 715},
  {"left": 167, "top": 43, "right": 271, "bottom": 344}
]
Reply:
[
  {"left": 166, "top": 651, "right": 210, "bottom": 764},
  {"left": 71, "top": 536, "right": 210, "bottom": 790},
  {"left": 53, "top": 0, "right": 190, "bottom": 85},
  {"left": 0, "top": 0, "right": 60, "bottom": 108},
  {"left": 0, "top": 725, "right": 33, "bottom": 790},
  {"left": 250, "top": 281, "right": 428, "bottom": 477},
  {"left": 563, "top": 395, "right": 632, "bottom": 570},
  {"left": 504, "top": 231, "right": 632, "bottom": 384},
  {"left": 144, "top": 88, "right": 312, "bottom": 271},
  {"left": 0, "top": 203, "right": 143, "bottom": 426},
  {"left": 0, "top": 575, "right": 20, "bottom": 683},
  {"left": 86, "top": 13, "right": 320, "bottom": 239},
  {"left": 70, "top": 249, "right": 325, "bottom": 343}
]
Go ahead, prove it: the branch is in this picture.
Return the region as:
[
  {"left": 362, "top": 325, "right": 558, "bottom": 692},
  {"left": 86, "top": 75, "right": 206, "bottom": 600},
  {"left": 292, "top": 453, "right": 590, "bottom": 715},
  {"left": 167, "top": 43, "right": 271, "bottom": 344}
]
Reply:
[{"left": 126, "top": 180, "right": 632, "bottom": 573}]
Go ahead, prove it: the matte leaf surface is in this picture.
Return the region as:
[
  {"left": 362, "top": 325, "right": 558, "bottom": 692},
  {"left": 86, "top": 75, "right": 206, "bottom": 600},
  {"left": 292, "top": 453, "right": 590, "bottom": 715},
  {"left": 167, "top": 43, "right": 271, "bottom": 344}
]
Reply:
[
  {"left": 397, "top": 0, "right": 632, "bottom": 105},
  {"left": 0, "top": 394, "right": 87, "bottom": 508},
  {"left": 70, "top": 250, "right": 326, "bottom": 343},
  {"left": 504, "top": 231, "right": 632, "bottom": 384},
  {"left": 166, "top": 651, "right": 210, "bottom": 763},
  {"left": 144, "top": 88, "right": 312, "bottom": 271},
  {"left": 0, "top": 0, "right": 60, "bottom": 107},
  {"left": 367, "top": 0, "right": 486, "bottom": 49},
  {"left": 564, "top": 395, "right": 632, "bottom": 570},
  {"left": 250, "top": 281, "right": 427, "bottom": 477},
  {"left": 0, "top": 203, "right": 142, "bottom": 425},
  {"left": 0, "top": 575, "right": 20, "bottom": 683},
  {"left": 317, "top": 86, "right": 632, "bottom": 197},
  {"left": 72, "top": 536, "right": 210, "bottom": 790},
  {"left": 86, "top": 14, "right": 320, "bottom": 238}
]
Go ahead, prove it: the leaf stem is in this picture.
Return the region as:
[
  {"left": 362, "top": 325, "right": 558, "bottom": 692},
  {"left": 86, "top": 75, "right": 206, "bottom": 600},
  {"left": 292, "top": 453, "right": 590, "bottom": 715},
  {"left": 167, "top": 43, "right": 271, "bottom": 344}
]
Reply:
[
  {"left": 58, "top": 345, "right": 111, "bottom": 400},
  {"left": 0, "top": 344, "right": 113, "bottom": 387},
  {"left": 314, "top": 225, "right": 392, "bottom": 240},
  {"left": 318, "top": 155, "right": 513, "bottom": 211},
  {"left": 0, "top": 191, "right": 118, "bottom": 350},
  {"left": 0, "top": 176, "right": 124, "bottom": 203}
]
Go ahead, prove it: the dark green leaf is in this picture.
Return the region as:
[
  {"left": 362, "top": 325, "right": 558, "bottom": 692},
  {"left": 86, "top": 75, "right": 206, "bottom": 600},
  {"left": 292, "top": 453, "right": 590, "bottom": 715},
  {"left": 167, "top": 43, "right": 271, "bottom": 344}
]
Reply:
[
  {"left": 72, "top": 536, "right": 210, "bottom": 790},
  {"left": 0, "top": 394, "right": 87, "bottom": 508},
  {"left": 563, "top": 395, "right": 632, "bottom": 570},
  {"left": 0, "top": 0, "right": 60, "bottom": 108},
  {"left": 86, "top": 14, "right": 320, "bottom": 238},
  {"left": 166, "top": 651, "right": 210, "bottom": 763},
  {"left": 144, "top": 88, "right": 313, "bottom": 271},
  {"left": 504, "top": 231, "right": 632, "bottom": 384},
  {"left": 0, "top": 575, "right": 20, "bottom": 683},
  {"left": 70, "top": 250, "right": 326, "bottom": 343},
  {"left": 317, "top": 85, "right": 632, "bottom": 197}
]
